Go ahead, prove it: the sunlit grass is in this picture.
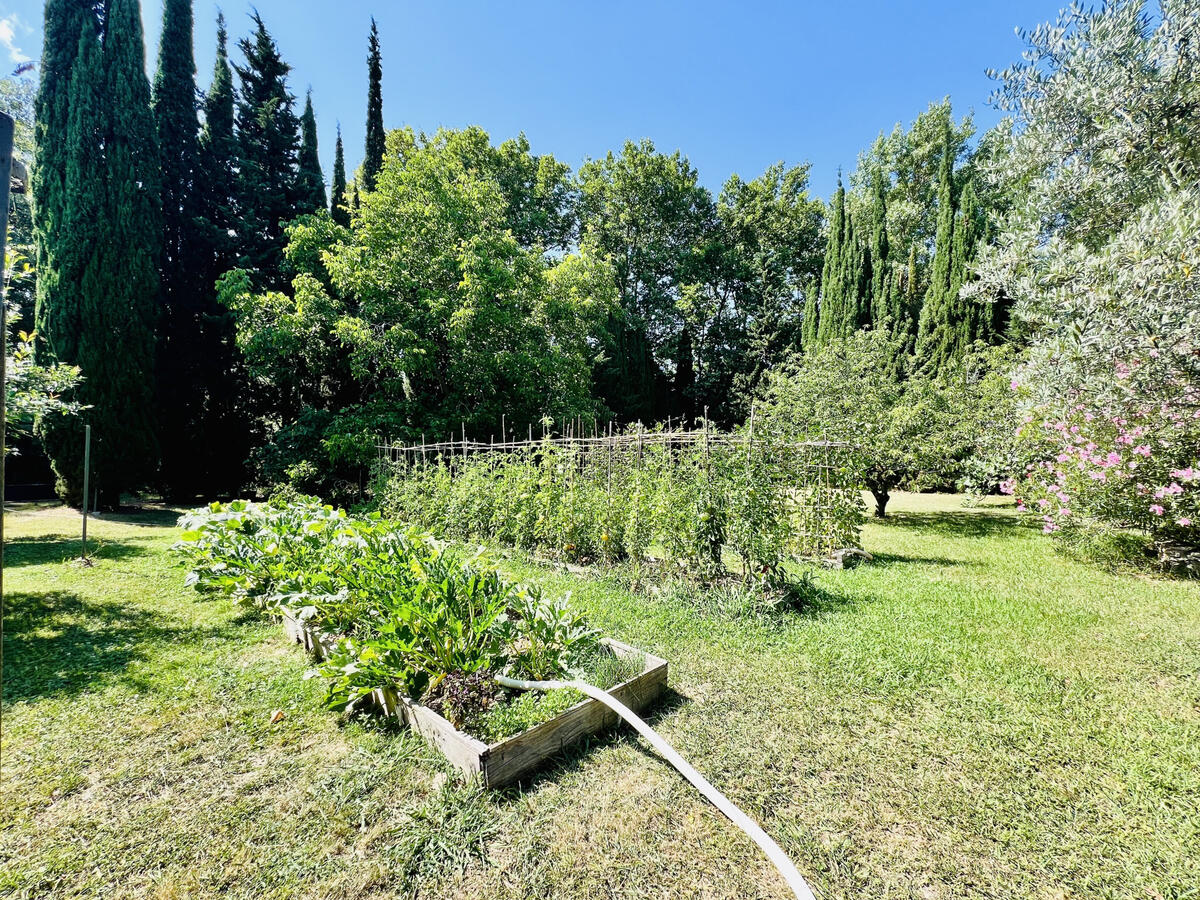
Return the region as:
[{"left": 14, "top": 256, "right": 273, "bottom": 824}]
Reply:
[{"left": 2, "top": 495, "right": 1197, "bottom": 898}]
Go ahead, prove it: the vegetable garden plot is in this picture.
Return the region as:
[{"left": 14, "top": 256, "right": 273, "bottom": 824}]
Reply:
[
  {"left": 284, "top": 610, "right": 667, "bottom": 787},
  {"left": 173, "top": 497, "right": 668, "bottom": 782},
  {"left": 376, "top": 423, "right": 862, "bottom": 580}
]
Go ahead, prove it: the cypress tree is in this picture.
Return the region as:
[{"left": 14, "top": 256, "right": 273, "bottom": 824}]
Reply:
[
  {"left": 916, "top": 121, "right": 957, "bottom": 369},
  {"left": 362, "top": 18, "right": 385, "bottom": 192},
  {"left": 868, "top": 171, "right": 890, "bottom": 325},
  {"left": 948, "top": 179, "right": 985, "bottom": 349},
  {"left": 849, "top": 216, "right": 872, "bottom": 331},
  {"left": 815, "top": 179, "right": 846, "bottom": 346},
  {"left": 153, "top": 0, "right": 207, "bottom": 498},
  {"left": 897, "top": 243, "right": 920, "bottom": 355},
  {"left": 198, "top": 13, "right": 238, "bottom": 275},
  {"left": 233, "top": 12, "right": 302, "bottom": 289},
  {"left": 193, "top": 12, "right": 251, "bottom": 496},
  {"left": 41, "top": 0, "right": 162, "bottom": 508},
  {"left": 330, "top": 124, "right": 350, "bottom": 226},
  {"left": 297, "top": 90, "right": 327, "bottom": 213},
  {"left": 32, "top": 0, "right": 95, "bottom": 358}
]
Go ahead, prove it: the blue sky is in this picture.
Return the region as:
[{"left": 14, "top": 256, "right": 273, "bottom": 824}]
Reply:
[{"left": 1, "top": 0, "right": 1063, "bottom": 200}]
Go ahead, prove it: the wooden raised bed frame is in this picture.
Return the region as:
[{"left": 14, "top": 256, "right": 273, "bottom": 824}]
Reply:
[{"left": 281, "top": 610, "right": 668, "bottom": 788}]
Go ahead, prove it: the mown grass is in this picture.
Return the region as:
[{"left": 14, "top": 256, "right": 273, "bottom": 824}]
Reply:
[{"left": 2, "top": 495, "right": 1198, "bottom": 899}]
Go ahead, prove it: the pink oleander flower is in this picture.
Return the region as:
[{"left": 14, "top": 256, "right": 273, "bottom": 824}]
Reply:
[
  {"left": 1038, "top": 498, "right": 1050, "bottom": 508},
  {"left": 999, "top": 478, "right": 1016, "bottom": 495},
  {"left": 1133, "top": 445, "right": 1152, "bottom": 457},
  {"left": 1178, "top": 518, "right": 1192, "bottom": 527},
  {"left": 1150, "top": 504, "right": 1165, "bottom": 516},
  {"left": 1171, "top": 467, "right": 1196, "bottom": 481}
]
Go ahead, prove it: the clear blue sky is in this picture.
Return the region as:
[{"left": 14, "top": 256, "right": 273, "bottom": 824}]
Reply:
[{"left": 1, "top": 0, "right": 1063, "bottom": 200}]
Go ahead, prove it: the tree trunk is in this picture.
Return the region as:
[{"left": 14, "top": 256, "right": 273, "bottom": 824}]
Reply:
[{"left": 873, "top": 489, "right": 890, "bottom": 518}]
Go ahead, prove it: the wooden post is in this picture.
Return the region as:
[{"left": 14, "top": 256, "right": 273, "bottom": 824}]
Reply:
[
  {"left": 746, "top": 402, "right": 756, "bottom": 464},
  {"left": 81, "top": 424, "right": 91, "bottom": 560}
]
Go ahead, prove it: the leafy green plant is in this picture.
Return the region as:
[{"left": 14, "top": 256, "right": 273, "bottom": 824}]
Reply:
[
  {"left": 499, "top": 587, "right": 599, "bottom": 681},
  {"left": 174, "top": 498, "right": 601, "bottom": 727}
]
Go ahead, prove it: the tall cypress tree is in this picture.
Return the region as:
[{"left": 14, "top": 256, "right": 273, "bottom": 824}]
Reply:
[
  {"left": 330, "top": 124, "right": 349, "bottom": 225},
  {"left": 297, "top": 90, "right": 327, "bottom": 213},
  {"left": 868, "top": 171, "right": 890, "bottom": 325},
  {"left": 41, "top": 0, "right": 162, "bottom": 507},
  {"left": 33, "top": 0, "right": 95, "bottom": 358},
  {"left": 153, "top": 0, "right": 206, "bottom": 498},
  {"left": 193, "top": 12, "right": 251, "bottom": 496},
  {"left": 361, "top": 18, "right": 385, "bottom": 192},
  {"left": 897, "top": 243, "right": 920, "bottom": 356},
  {"left": 948, "top": 179, "right": 985, "bottom": 350},
  {"left": 916, "top": 121, "right": 957, "bottom": 369},
  {"left": 198, "top": 13, "right": 238, "bottom": 275},
  {"left": 233, "top": 12, "right": 301, "bottom": 289},
  {"left": 815, "top": 179, "right": 846, "bottom": 346}
]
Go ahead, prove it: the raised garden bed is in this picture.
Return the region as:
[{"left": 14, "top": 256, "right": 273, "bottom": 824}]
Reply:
[{"left": 282, "top": 610, "right": 668, "bottom": 788}]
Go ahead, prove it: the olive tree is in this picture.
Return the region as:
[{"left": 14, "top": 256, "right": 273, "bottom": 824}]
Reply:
[{"left": 974, "top": 0, "right": 1200, "bottom": 546}]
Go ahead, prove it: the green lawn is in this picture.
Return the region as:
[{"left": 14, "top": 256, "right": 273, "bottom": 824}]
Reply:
[{"left": 2, "top": 496, "right": 1198, "bottom": 899}]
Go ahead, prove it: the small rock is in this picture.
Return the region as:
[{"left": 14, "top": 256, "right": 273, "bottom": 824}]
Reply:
[{"left": 822, "top": 548, "right": 873, "bottom": 570}]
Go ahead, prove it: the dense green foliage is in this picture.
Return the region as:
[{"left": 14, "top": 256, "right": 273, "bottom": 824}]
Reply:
[
  {"left": 758, "top": 330, "right": 1015, "bottom": 517},
  {"left": 377, "top": 430, "right": 861, "bottom": 579},
  {"left": 977, "top": 0, "right": 1200, "bottom": 553},
  {"left": 219, "top": 127, "right": 613, "bottom": 497},
  {"left": 152, "top": 0, "right": 225, "bottom": 501},
  {"left": 36, "top": 0, "right": 162, "bottom": 507},
  {"left": 173, "top": 497, "right": 606, "bottom": 738},
  {"left": 31, "top": 0, "right": 92, "bottom": 353},
  {"left": 330, "top": 125, "right": 349, "bottom": 226},
  {"left": 231, "top": 13, "right": 302, "bottom": 290}
]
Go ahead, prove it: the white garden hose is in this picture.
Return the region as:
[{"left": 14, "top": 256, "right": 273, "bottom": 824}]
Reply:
[{"left": 495, "top": 674, "right": 817, "bottom": 900}]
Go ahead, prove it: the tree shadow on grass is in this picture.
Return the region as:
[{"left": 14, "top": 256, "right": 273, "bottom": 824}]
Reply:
[
  {"left": 102, "top": 506, "right": 186, "bottom": 528},
  {"left": 2, "top": 535, "right": 153, "bottom": 568},
  {"left": 875, "top": 509, "right": 1033, "bottom": 539},
  {"left": 868, "top": 550, "right": 980, "bottom": 568},
  {"left": 1, "top": 588, "right": 239, "bottom": 703}
]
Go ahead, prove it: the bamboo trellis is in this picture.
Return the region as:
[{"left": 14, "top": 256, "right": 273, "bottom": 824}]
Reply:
[{"left": 375, "top": 415, "right": 862, "bottom": 559}]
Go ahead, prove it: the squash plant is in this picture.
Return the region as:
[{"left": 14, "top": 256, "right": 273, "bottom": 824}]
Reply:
[{"left": 174, "top": 498, "right": 602, "bottom": 717}]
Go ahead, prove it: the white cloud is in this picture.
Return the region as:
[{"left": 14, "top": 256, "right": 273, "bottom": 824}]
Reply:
[{"left": 0, "top": 15, "right": 31, "bottom": 65}]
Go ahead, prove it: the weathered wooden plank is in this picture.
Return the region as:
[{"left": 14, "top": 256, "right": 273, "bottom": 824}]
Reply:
[
  {"left": 479, "top": 642, "right": 667, "bottom": 788},
  {"left": 279, "top": 613, "right": 668, "bottom": 787}
]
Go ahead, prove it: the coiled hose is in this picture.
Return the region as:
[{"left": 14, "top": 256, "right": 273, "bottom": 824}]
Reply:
[{"left": 495, "top": 674, "right": 817, "bottom": 900}]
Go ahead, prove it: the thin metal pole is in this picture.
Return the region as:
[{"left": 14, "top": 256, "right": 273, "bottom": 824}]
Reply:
[
  {"left": 81, "top": 424, "right": 91, "bottom": 559},
  {"left": 0, "top": 112, "right": 15, "bottom": 729}
]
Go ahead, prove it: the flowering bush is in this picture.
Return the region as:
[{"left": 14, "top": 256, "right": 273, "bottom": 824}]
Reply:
[
  {"left": 1006, "top": 400, "right": 1198, "bottom": 544},
  {"left": 975, "top": 0, "right": 1200, "bottom": 554}
]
